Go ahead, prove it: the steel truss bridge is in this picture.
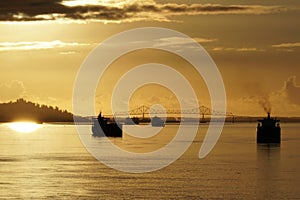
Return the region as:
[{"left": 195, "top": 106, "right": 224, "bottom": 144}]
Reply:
[{"left": 113, "top": 105, "right": 234, "bottom": 122}]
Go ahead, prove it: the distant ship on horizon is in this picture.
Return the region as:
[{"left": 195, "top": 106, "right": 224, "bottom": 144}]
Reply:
[{"left": 151, "top": 116, "right": 165, "bottom": 127}]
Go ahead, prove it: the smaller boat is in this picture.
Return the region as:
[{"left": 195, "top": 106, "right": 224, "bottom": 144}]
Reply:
[
  {"left": 125, "top": 117, "right": 140, "bottom": 125},
  {"left": 257, "top": 113, "right": 280, "bottom": 143},
  {"left": 92, "top": 113, "right": 122, "bottom": 137},
  {"left": 151, "top": 116, "right": 165, "bottom": 127}
]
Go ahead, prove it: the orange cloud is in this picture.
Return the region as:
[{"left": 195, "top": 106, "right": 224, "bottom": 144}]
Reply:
[
  {"left": 0, "top": 40, "right": 89, "bottom": 51},
  {"left": 212, "top": 47, "right": 262, "bottom": 52},
  {"left": 272, "top": 42, "right": 300, "bottom": 48},
  {"left": 0, "top": 80, "right": 25, "bottom": 102},
  {"left": 284, "top": 76, "right": 300, "bottom": 105}
]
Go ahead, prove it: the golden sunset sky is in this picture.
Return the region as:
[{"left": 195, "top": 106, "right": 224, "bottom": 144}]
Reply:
[{"left": 0, "top": 0, "right": 300, "bottom": 116}]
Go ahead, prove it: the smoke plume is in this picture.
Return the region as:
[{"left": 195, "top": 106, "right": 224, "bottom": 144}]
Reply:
[{"left": 259, "top": 96, "right": 272, "bottom": 113}]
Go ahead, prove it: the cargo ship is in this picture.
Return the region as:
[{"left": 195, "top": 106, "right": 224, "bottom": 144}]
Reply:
[
  {"left": 92, "top": 113, "right": 122, "bottom": 137},
  {"left": 257, "top": 113, "right": 280, "bottom": 143}
]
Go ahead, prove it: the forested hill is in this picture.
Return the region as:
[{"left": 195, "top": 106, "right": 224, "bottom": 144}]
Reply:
[{"left": 0, "top": 98, "right": 74, "bottom": 122}]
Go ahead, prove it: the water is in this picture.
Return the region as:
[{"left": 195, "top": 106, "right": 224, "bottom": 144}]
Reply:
[{"left": 0, "top": 123, "right": 299, "bottom": 199}]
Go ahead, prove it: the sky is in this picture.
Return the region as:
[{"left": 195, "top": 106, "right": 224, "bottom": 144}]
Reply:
[{"left": 0, "top": 0, "right": 300, "bottom": 117}]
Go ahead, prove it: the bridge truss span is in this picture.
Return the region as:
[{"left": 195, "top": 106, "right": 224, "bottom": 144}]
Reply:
[{"left": 114, "top": 105, "right": 234, "bottom": 123}]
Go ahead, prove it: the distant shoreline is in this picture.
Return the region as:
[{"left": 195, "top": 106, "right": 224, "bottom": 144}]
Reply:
[{"left": 2, "top": 120, "right": 300, "bottom": 125}]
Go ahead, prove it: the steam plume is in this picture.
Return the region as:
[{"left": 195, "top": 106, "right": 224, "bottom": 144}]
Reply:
[{"left": 259, "top": 97, "right": 271, "bottom": 113}]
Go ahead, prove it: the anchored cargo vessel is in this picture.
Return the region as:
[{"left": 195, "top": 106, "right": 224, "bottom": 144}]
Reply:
[
  {"left": 92, "top": 113, "right": 122, "bottom": 137},
  {"left": 151, "top": 116, "right": 165, "bottom": 127},
  {"left": 257, "top": 113, "right": 280, "bottom": 143}
]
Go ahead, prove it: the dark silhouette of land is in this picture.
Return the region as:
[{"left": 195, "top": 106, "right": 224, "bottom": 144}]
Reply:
[
  {"left": 2, "top": 98, "right": 299, "bottom": 124},
  {"left": 0, "top": 98, "right": 74, "bottom": 123}
]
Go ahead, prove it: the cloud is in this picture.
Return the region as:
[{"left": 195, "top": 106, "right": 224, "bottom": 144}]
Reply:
[
  {"left": 225, "top": 77, "right": 300, "bottom": 116},
  {"left": 0, "top": 0, "right": 288, "bottom": 23},
  {"left": 212, "top": 47, "right": 261, "bottom": 52},
  {"left": 272, "top": 42, "right": 300, "bottom": 52},
  {"left": 152, "top": 36, "right": 216, "bottom": 48},
  {"left": 236, "top": 48, "right": 258, "bottom": 52},
  {"left": 59, "top": 51, "right": 78, "bottom": 55},
  {"left": 0, "top": 80, "right": 25, "bottom": 102},
  {"left": 272, "top": 42, "right": 300, "bottom": 48},
  {"left": 0, "top": 40, "right": 89, "bottom": 51},
  {"left": 193, "top": 37, "right": 217, "bottom": 43},
  {"left": 284, "top": 76, "right": 300, "bottom": 105}
]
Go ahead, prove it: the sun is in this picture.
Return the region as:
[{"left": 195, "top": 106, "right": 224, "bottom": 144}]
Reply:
[
  {"left": 61, "top": 0, "right": 111, "bottom": 7},
  {"left": 8, "top": 122, "right": 42, "bottom": 133}
]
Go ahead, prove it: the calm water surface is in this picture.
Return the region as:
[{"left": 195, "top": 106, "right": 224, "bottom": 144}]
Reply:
[{"left": 0, "top": 123, "right": 299, "bottom": 199}]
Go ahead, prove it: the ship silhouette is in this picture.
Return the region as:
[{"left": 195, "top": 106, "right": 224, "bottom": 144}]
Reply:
[
  {"left": 257, "top": 112, "right": 280, "bottom": 143},
  {"left": 92, "top": 113, "right": 122, "bottom": 137},
  {"left": 151, "top": 116, "right": 165, "bottom": 127},
  {"left": 125, "top": 117, "right": 140, "bottom": 125}
]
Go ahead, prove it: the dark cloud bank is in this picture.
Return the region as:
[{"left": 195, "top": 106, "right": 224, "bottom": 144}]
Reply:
[{"left": 0, "top": 0, "right": 287, "bottom": 23}]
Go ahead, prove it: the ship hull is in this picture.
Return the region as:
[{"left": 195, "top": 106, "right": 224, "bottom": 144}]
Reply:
[
  {"left": 257, "top": 113, "right": 281, "bottom": 143},
  {"left": 125, "top": 117, "right": 140, "bottom": 125},
  {"left": 92, "top": 121, "right": 122, "bottom": 137},
  {"left": 257, "top": 126, "right": 281, "bottom": 143},
  {"left": 151, "top": 117, "right": 165, "bottom": 127}
]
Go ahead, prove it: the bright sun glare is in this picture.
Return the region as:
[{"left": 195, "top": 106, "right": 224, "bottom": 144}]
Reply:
[
  {"left": 62, "top": 0, "right": 111, "bottom": 7},
  {"left": 8, "top": 122, "right": 41, "bottom": 133}
]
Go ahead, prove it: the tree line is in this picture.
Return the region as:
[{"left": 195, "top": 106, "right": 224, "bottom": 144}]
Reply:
[{"left": 0, "top": 98, "right": 74, "bottom": 122}]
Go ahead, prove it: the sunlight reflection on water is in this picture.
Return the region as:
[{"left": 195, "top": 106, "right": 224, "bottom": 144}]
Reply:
[
  {"left": 7, "top": 122, "right": 42, "bottom": 133},
  {"left": 0, "top": 123, "right": 299, "bottom": 199}
]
